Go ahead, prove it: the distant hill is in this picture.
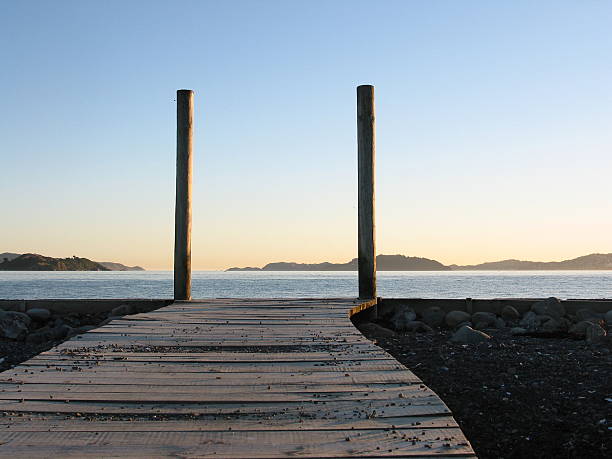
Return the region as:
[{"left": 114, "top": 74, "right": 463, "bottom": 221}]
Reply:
[
  {"left": 449, "top": 253, "right": 612, "bottom": 270},
  {"left": 0, "top": 254, "right": 109, "bottom": 271},
  {"left": 227, "top": 255, "right": 450, "bottom": 271},
  {"left": 228, "top": 253, "right": 612, "bottom": 271},
  {"left": 98, "top": 262, "right": 145, "bottom": 271},
  {"left": 0, "top": 253, "right": 20, "bottom": 262},
  {"left": 0, "top": 253, "right": 145, "bottom": 271}
]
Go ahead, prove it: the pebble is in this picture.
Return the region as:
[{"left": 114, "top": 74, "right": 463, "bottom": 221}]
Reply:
[
  {"left": 568, "top": 321, "right": 592, "bottom": 337},
  {"left": 575, "top": 308, "right": 600, "bottom": 322},
  {"left": 471, "top": 312, "right": 497, "bottom": 328},
  {"left": 390, "top": 308, "right": 417, "bottom": 331},
  {"left": 511, "top": 327, "right": 528, "bottom": 335},
  {"left": 450, "top": 325, "right": 491, "bottom": 344},
  {"left": 519, "top": 311, "right": 539, "bottom": 331},
  {"left": 25, "top": 308, "right": 51, "bottom": 321},
  {"left": 421, "top": 306, "right": 446, "bottom": 328},
  {"left": 531, "top": 297, "right": 565, "bottom": 320},
  {"left": 605, "top": 310, "right": 612, "bottom": 327},
  {"left": 585, "top": 323, "right": 607, "bottom": 344},
  {"left": 445, "top": 310, "right": 471, "bottom": 328},
  {"left": 501, "top": 305, "right": 521, "bottom": 321}
]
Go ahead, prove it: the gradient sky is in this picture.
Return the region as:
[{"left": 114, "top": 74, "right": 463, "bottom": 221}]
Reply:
[{"left": 1, "top": 1, "right": 611, "bottom": 270}]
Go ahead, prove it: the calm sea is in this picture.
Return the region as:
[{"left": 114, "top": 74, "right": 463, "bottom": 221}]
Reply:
[{"left": 0, "top": 270, "right": 611, "bottom": 299}]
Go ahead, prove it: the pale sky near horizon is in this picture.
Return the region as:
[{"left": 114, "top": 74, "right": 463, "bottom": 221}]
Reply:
[{"left": 1, "top": 1, "right": 611, "bottom": 270}]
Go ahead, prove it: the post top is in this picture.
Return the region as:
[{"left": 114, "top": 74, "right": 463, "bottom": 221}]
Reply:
[
  {"left": 357, "top": 84, "right": 374, "bottom": 90},
  {"left": 177, "top": 89, "right": 194, "bottom": 94}
]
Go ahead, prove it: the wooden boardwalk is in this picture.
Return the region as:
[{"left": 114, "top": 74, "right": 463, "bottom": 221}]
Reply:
[{"left": 0, "top": 299, "right": 475, "bottom": 458}]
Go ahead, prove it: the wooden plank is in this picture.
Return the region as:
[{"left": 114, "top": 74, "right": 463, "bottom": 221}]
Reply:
[
  {"left": 0, "top": 370, "right": 421, "bottom": 385},
  {"left": 17, "top": 362, "right": 404, "bottom": 373},
  {"left": 0, "top": 429, "right": 474, "bottom": 458},
  {"left": 33, "top": 352, "right": 393, "bottom": 362},
  {"left": 0, "top": 387, "right": 438, "bottom": 404},
  {"left": 0, "top": 398, "right": 450, "bottom": 418},
  {"left": 0, "top": 416, "right": 461, "bottom": 431},
  {"left": 0, "top": 383, "right": 415, "bottom": 394},
  {"left": 0, "top": 298, "right": 474, "bottom": 458}
]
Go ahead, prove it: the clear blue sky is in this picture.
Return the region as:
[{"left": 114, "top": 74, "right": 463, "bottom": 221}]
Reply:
[{"left": 1, "top": 1, "right": 611, "bottom": 269}]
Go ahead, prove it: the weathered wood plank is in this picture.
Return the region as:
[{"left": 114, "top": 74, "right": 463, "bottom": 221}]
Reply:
[
  {"left": 33, "top": 352, "right": 393, "bottom": 362},
  {"left": 0, "top": 416, "right": 461, "bottom": 431},
  {"left": 0, "top": 383, "right": 415, "bottom": 395},
  {"left": 0, "top": 389, "right": 439, "bottom": 404},
  {"left": 1, "top": 370, "right": 421, "bottom": 385},
  {"left": 16, "top": 362, "right": 405, "bottom": 373},
  {"left": 0, "top": 429, "right": 474, "bottom": 458},
  {"left": 0, "top": 299, "right": 474, "bottom": 458},
  {"left": 0, "top": 399, "right": 450, "bottom": 418}
]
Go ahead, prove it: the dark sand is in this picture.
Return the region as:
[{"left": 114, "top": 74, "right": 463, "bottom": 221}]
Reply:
[{"left": 359, "top": 326, "right": 611, "bottom": 458}]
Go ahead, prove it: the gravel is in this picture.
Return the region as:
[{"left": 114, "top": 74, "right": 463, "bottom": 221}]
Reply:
[{"left": 358, "top": 325, "right": 611, "bottom": 458}]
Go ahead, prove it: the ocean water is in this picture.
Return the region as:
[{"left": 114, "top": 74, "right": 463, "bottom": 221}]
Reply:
[{"left": 0, "top": 270, "right": 611, "bottom": 299}]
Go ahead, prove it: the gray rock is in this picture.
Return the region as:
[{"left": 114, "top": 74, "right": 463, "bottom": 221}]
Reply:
[
  {"left": 64, "top": 325, "right": 77, "bottom": 338},
  {"left": 25, "top": 324, "right": 70, "bottom": 344},
  {"left": 519, "top": 311, "right": 540, "bottom": 331},
  {"left": 585, "top": 323, "right": 607, "bottom": 344},
  {"left": 540, "top": 317, "right": 567, "bottom": 333},
  {"left": 575, "top": 308, "right": 599, "bottom": 322},
  {"left": 510, "top": 327, "right": 528, "bottom": 336},
  {"left": 531, "top": 297, "right": 565, "bottom": 320},
  {"left": 501, "top": 305, "right": 520, "bottom": 321},
  {"left": 0, "top": 310, "right": 31, "bottom": 327},
  {"left": 390, "top": 308, "right": 417, "bottom": 331},
  {"left": 357, "top": 322, "right": 396, "bottom": 338},
  {"left": 76, "top": 325, "right": 97, "bottom": 334},
  {"left": 495, "top": 317, "right": 506, "bottom": 329},
  {"left": 445, "top": 310, "right": 471, "bottom": 328},
  {"left": 54, "top": 324, "right": 72, "bottom": 339},
  {"left": 569, "top": 321, "right": 592, "bottom": 337},
  {"left": 605, "top": 310, "right": 612, "bottom": 327},
  {"left": 0, "top": 301, "right": 26, "bottom": 312},
  {"left": 110, "top": 304, "right": 134, "bottom": 317},
  {"left": 25, "top": 329, "right": 55, "bottom": 344},
  {"left": 401, "top": 321, "right": 434, "bottom": 333},
  {"left": 421, "top": 306, "right": 446, "bottom": 328},
  {"left": 26, "top": 308, "right": 51, "bottom": 321},
  {"left": 471, "top": 312, "right": 497, "bottom": 328},
  {"left": 450, "top": 325, "right": 491, "bottom": 344},
  {"left": 0, "top": 317, "right": 28, "bottom": 340},
  {"left": 454, "top": 320, "right": 472, "bottom": 330}
]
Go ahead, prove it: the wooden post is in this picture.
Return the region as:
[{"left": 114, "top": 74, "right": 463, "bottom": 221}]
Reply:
[
  {"left": 357, "top": 85, "right": 376, "bottom": 299},
  {"left": 174, "top": 89, "right": 194, "bottom": 301}
]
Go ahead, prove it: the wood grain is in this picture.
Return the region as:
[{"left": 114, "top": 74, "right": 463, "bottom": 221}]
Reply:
[
  {"left": 174, "top": 89, "right": 193, "bottom": 300},
  {"left": 357, "top": 85, "right": 376, "bottom": 300},
  {"left": 0, "top": 299, "right": 474, "bottom": 458}
]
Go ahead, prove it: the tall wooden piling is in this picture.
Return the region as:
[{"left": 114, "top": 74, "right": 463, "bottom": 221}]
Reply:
[
  {"left": 357, "top": 85, "right": 376, "bottom": 299},
  {"left": 174, "top": 89, "right": 194, "bottom": 301}
]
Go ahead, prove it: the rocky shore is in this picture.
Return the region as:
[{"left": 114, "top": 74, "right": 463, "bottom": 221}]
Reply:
[
  {"left": 0, "top": 304, "right": 140, "bottom": 372},
  {"left": 355, "top": 298, "right": 612, "bottom": 458}
]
